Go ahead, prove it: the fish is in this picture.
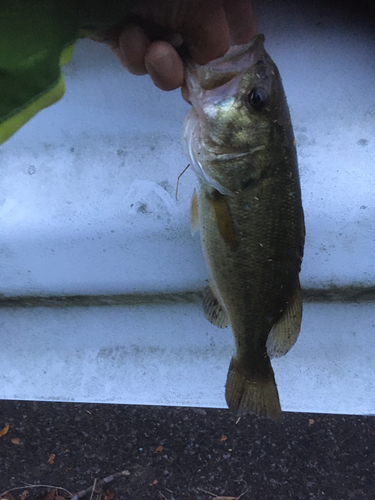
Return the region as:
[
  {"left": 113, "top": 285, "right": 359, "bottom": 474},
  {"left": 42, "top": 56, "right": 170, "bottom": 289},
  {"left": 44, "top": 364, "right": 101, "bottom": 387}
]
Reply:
[{"left": 183, "top": 34, "right": 305, "bottom": 419}]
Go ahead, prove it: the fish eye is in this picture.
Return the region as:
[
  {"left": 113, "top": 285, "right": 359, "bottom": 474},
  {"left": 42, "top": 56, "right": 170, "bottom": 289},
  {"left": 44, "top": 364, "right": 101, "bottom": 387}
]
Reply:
[{"left": 247, "top": 87, "right": 268, "bottom": 111}]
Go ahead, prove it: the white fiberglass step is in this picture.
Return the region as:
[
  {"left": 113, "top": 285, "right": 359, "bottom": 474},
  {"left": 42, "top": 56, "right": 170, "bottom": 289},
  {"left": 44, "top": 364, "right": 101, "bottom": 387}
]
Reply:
[{"left": 0, "top": 301, "right": 374, "bottom": 415}]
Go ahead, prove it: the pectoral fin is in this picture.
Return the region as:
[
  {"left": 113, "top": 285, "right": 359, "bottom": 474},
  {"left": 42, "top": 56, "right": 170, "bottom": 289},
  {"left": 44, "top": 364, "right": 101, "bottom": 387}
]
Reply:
[
  {"left": 266, "top": 282, "right": 303, "bottom": 359},
  {"left": 190, "top": 189, "right": 199, "bottom": 236},
  {"left": 202, "top": 284, "right": 229, "bottom": 329},
  {"left": 206, "top": 190, "right": 238, "bottom": 251}
]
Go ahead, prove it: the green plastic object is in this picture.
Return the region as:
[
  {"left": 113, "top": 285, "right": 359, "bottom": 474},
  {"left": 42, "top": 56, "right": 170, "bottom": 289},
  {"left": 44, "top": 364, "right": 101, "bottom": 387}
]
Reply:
[{"left": 0, "top": 0, "right": 136, "bottom": 143}]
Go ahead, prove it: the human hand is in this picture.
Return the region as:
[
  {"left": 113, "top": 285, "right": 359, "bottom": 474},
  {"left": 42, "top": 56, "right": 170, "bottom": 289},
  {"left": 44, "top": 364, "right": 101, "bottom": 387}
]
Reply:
[{"left": 103, "top": 0, "right": 257, "bottom": 91}]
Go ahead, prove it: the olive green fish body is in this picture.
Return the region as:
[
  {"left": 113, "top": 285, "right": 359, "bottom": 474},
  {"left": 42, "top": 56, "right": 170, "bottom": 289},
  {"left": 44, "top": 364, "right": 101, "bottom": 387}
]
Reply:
[{"left": 185, "top": 35, "right": 304, "bottom": 418}]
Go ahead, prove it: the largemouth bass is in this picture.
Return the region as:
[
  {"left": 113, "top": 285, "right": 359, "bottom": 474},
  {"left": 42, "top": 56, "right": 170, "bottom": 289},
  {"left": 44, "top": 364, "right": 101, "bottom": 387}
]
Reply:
[{"left": 184, "top": 35, "right": 305, "bottom": 419}]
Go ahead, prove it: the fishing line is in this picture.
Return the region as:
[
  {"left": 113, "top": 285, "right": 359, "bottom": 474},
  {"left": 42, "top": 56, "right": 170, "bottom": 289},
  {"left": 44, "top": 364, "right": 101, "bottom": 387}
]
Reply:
[{"left": 175, "top": 163, "right": 190, "bottom": 200}]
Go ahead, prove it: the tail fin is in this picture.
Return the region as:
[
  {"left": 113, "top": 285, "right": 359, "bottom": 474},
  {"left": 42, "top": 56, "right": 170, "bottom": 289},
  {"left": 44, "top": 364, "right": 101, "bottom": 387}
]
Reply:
[{"left": 225, "top": 357, "right": 282, "bottom": 419}]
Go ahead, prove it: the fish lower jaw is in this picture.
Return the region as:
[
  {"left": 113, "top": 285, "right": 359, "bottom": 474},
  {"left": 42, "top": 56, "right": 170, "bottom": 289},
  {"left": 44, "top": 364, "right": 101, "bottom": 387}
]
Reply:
[
  {"left": 188, "top": 152, "right": 234, "bottom": 195},
  {"left": 204, "top": 144, "right": 266, "bottom": 162},
  {"left": 195, "top": 172, "right": 234, "bottom": 196}
]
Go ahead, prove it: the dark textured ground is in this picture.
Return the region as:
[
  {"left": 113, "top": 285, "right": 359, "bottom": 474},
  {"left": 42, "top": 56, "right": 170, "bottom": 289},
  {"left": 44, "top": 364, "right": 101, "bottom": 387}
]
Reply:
[{"left": 0, "top": 401, "right": 374, "bottom": 500}]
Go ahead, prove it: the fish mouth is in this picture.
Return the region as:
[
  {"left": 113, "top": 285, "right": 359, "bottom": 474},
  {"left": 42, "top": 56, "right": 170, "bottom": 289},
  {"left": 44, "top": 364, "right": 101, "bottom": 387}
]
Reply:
[
  {"left": 200, "top": 34, "right": 265, "bottom": 79},
  {"left": 184, "top": 34, "right": 266, "bottom": 103}
]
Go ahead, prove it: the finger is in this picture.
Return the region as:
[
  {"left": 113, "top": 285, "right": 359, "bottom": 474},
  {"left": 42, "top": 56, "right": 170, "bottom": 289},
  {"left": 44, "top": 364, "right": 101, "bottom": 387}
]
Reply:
[
  {"left": 117, "top": 23, "right": 150, "bottom": 75},
  {"left": 145, "top": 41, "right": 184, "bottom": 91},
  {"left": 183, "top": 5, "right": 230, "bottom": 65},
  {"left": 223, "top": 0, "right": 258, "bottom": 44}
]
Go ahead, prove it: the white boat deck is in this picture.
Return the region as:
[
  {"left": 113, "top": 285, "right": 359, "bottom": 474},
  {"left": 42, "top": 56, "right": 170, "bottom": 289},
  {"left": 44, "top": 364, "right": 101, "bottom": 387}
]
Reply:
[{"left": 1, "top": 0, "right": 374, "bottom": 414}]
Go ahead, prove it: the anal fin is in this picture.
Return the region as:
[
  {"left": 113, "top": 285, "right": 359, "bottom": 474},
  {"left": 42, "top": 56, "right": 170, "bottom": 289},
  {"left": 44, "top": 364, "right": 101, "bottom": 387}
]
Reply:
[{"left": 266, "top": 282, "right": 303, "bottom": 359}]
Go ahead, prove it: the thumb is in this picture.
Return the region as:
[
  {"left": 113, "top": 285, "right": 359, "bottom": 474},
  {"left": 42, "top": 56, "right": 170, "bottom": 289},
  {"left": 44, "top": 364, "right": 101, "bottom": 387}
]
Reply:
[{"left": 182, "top": 4, "right": 230, "bottom": 65}]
